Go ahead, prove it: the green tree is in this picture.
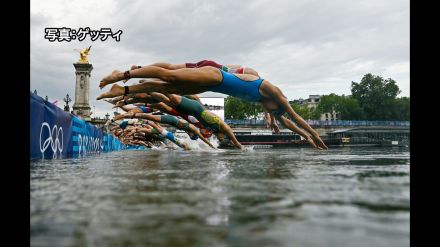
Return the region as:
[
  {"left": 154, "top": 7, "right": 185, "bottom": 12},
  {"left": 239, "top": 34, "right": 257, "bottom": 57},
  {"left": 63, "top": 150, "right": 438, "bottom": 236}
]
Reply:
[
  {"left": 291, "top": 103, "right": 315, "bottom": 120},
  {"left": 339, "top": 96, "right": 364, "bottom": 120},
  {"left": 225, "top": 96, "right": 247, "bottom": 119},
  {"left": 351, "top": 73, "right": 401, "bottom": 120},
  {"left": 390, "top": 97, "right": 410, "bottom": 120},
  {"left": 314, "top": 94, "right": 339, "bottom": 119},
  {"left": 314, "top": 94, "right": 364, "bottom": 120},
  {"left": 225, "top": 96, "right": 263, "bottom": 119},
  {"left": 244, "top": 101, "right": 263, "bottom": 120}
]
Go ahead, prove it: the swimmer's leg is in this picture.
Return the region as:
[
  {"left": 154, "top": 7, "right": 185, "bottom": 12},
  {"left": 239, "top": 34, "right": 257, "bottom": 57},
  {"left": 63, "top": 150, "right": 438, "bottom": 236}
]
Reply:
[
  {"left": 149, "top": 92, "right": 176, "bottom": 107},
  {"left": 97, "top": 81, "right": 177, "bottom": 100},
  {"left": 129, "top": 63, "right": 186, "bottom": 71},
  {"left": 99, "top": 65, "right": 221, "bottom": 89},
  {"left": 148, "top": 62, "right": 186, "bottom": 70},
  {"left": 161, "top": 129, "right": 190, "bottom": 150}
]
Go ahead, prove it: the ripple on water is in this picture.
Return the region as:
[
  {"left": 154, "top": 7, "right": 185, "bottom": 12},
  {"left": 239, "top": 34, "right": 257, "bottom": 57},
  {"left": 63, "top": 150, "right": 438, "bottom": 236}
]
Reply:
[{"left": 31, "top": 147, "right": 409, "bottom": 247}]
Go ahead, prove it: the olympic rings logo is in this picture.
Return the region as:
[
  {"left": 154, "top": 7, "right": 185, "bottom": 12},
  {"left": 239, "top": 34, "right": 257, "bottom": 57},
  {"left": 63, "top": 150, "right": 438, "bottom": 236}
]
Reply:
[{"left": 39, "top": 122, "right": 64, "bottom": 158}]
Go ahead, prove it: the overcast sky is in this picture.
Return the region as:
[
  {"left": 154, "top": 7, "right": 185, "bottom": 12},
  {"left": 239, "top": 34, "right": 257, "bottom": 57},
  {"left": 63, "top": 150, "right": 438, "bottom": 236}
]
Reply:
[{"left": 31, "top": 0, "right": 409, "bottom": 118}]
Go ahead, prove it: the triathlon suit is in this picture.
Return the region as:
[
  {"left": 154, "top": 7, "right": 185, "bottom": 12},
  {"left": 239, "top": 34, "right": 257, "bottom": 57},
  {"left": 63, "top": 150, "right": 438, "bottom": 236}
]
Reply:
[
  {"left": 137, "top": 106, "right": 153, "bottom": 113},
  {"left": 176, "top": 96, "right": 221, "bottom": 132},
  {"left": 185, "top": 60, "right": 245, "bottom": 74},
  {"left": 208, "top": 70, "right": 264, "bottom": 102},
  {"left": 168, "top": 109, "right": 205, "bottom": 130},
  {"left": 160, "top": 114, "right": 191, "bottom": 131},
  {"left": 119, "top": 120, "right": 129, "bottom": 129},
  {"left": 155, "top": 134, "right": 165, "bottom": 141},
  {"left": 201, "top": 69, "right": 285, "bottom": 115}
]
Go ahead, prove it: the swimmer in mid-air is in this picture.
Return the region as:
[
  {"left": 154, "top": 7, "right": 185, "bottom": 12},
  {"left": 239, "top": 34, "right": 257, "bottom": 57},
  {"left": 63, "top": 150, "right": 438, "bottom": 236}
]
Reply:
[
  {"left": 146, "top": 93, "right": 244, "bottom": 150},
  {"left": 97, "top": 61, "right": 327, "bottom": 150},
  {"left": 114, "top": 111, "right": 216, "bottom": 149}
]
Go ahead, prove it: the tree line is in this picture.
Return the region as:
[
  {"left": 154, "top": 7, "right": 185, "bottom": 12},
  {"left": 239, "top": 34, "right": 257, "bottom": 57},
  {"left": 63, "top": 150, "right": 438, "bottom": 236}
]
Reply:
[{"left": 225, "top": 73, "right": 409, "bottom": 121}]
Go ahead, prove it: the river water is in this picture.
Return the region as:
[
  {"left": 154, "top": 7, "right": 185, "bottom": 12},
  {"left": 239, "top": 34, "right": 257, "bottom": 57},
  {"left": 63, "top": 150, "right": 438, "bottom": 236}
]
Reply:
[{"left": 31, "top": 147, "right": 410, "bottom": 247}]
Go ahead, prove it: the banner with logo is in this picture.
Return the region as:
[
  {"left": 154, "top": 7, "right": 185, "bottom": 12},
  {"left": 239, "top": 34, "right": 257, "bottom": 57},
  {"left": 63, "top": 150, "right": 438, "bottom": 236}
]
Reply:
[{"left": 30, "top": 92, "right": 126, "bottom": 159}]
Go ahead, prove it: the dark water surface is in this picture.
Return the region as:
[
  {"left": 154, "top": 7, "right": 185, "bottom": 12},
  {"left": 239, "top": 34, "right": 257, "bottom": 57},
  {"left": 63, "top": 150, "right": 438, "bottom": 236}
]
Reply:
[{"left": 31, "top": 147, "right": 409, "bottom": 247}]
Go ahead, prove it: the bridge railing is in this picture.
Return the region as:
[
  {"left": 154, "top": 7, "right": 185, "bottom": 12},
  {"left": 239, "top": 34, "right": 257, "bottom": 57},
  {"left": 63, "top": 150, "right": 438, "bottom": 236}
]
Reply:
[
  {"left": 225, "top": 119, "right": 266, "bottom": 125},
  {"left": 305, "top": 120, "right": 410, "bottom": 126},
  {"left": 225, "top": 119, "right": 410, "bottom": 127}
]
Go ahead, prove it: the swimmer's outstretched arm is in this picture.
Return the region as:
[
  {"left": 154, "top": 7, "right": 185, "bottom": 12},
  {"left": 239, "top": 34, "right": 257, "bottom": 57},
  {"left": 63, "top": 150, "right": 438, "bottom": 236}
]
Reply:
[
  {"left": 270, "top": 93, "right": 327, "bottom": 149},
  {"left": 275, "top": 115, "right": 321, "bottom": 149},
  {"left": 265, "top": 112, "right": 271, "bottom": 128},
  {"left": 141, "top": 141, "right": 153, "bottom": 148},
  {"left": 261, "top": 104, "right": 280, "bottom": 133},
  {"left": 145, "top": 141, "right": 154, "bottom": 148},
  {"left": 265, "top": 112, "right": 280, "bottom": 133},
  {"left": 219, "top": 122, "right": 244, "bottom": 150},
  {"left": 285, "top": 108, "right": 327, "bottom": 149},
  {"left": 269, "top": 112, "right": 280, "bottom": 133}
]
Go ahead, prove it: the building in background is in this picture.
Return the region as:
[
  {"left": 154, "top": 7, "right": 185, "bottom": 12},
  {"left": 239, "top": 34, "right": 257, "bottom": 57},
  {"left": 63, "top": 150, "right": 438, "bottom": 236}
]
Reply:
[
  {"left": 292, "top": 95, "right": 340, "bottom": 121},
  {"left": 198, "top": 92, "right": 226, "bottom": 120}
]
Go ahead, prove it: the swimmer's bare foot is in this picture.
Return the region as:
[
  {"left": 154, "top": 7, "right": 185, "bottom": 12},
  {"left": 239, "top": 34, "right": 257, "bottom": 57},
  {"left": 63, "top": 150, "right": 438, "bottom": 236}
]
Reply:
[
  {"left": 99, "top": 70, "right": 124, "bottom": 89},
  {"left": 96, "top": 84, "right": 125, "bottom": 100}
]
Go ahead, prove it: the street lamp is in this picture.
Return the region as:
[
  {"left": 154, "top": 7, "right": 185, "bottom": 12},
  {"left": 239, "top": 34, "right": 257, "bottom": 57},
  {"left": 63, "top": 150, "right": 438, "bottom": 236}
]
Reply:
[
  {"left": 105, "top": 113, "right": 110, "bottom": 120},
  {"left": 63, "top": 93, "right": 71, "bottom": 112}
]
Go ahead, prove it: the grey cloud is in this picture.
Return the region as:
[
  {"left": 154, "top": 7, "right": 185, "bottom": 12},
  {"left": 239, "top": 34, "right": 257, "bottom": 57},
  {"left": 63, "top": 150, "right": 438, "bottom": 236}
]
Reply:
[{"left": 31, "top": 0, "right": 409, "bottom": 117}]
